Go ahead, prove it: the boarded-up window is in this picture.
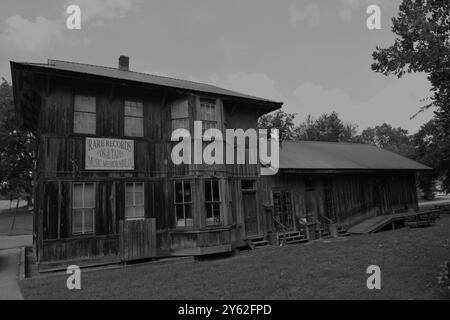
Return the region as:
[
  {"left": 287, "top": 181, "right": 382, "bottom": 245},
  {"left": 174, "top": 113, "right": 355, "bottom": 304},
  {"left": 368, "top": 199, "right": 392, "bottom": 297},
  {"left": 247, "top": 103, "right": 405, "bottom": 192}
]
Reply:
[
  {"left": 124, "top": 100, "right": 144, "bottom": 137},
  {"left": 72, "top": 183, "right": 95, "bottom": 235},
  {"left": 74, "top": 95, "right": 96, "bottom": 134},
  {"left": 200, "top": 99, "right": 217, "bottom": 137},
  {"left": 174, "top": 181, "right": 192, "bottom": 227},
  {"left": 171, "top": 99, "right": 189, "bottom": 132},
  {"left": 125, "top": 182, "right": 145, "bottom": 219},
  {"left": 205, "top": 180, "right": 221, "bottom": 226}
]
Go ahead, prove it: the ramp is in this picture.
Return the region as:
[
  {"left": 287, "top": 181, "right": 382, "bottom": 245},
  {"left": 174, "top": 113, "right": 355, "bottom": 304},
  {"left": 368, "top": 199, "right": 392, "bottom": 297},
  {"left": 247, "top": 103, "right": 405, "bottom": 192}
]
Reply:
[{"left": 347, "top": 213, "right": 408, "bottom": 234}]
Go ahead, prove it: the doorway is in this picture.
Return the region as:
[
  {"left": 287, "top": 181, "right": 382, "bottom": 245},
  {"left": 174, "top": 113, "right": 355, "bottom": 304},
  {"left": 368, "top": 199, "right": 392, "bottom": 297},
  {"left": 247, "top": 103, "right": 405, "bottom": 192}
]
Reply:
[{"left": 241, "top": 180, "right": 259, "bottom": 236}]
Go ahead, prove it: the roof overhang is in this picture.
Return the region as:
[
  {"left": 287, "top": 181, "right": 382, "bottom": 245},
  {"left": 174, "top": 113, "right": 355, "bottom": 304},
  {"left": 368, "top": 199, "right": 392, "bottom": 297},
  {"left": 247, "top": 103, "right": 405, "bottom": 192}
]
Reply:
[
  {"left": 10, "top": 61, "right": 282, "bottom": 129},
  {"left": 277, "top": 168, "right": 433, "bottom": 174}
]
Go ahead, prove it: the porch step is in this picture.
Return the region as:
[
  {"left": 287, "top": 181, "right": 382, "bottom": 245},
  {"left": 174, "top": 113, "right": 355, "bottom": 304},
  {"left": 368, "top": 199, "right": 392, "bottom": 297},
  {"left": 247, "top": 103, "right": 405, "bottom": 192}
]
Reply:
[
  {"left": 314, "top": 229, "right": 331, "bottom": 239},
  {"left": 337, "top": 227, "right": 351, "bottom": 237},
  {"left": 252, "top": 240, "right": 270, "bottom": 248},
  {"left": 246, "top": 235, "right": 270, "bottom": 249},
  {"left": 277, "top": 231, "right": 308, "bottom": 246}
]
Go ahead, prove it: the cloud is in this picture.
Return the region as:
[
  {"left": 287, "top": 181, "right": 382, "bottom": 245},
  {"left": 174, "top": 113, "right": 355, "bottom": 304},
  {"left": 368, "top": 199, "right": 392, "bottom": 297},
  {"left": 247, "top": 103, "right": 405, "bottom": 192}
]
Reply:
[
  {"left": 337, "top": 0, "right": 385, "bottom": 22},
  {"left": 288, "top": 4, "right": 323, "bottom": 27},
  {"left": 0, "top": 1, "right": 136, "bottom": 51},
  {"left": 293, "top": 82, "right": 353, "bottom": 115},
  {"left": 205, "top": 72, "right": 431, "bottom": 132},
  {"left": 290, "top": 74, "right": 434, "bottom": 133},
  {"left": 337, "top": 0, "right": 359, "bottom": 22},
  {"left": 0, "top": 15, "right": 62, "bottom": 51},
  {"left": 66, "top": 0, "right": 135, "bottom": 25},
  {"left": 210, "top": 72, "right": 283, "bottom": 102}
]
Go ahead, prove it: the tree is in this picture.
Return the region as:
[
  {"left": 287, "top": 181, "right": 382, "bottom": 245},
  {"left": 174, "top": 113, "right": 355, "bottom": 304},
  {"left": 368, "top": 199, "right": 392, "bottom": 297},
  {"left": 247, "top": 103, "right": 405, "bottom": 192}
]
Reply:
[
  {"left": 411, "top": 119, "right": 450, "bottom": 199},
  {"left": 0, "top": 78, "right": 35, "bottom": 205},
  {"left": 258, "top": 110, "right": 297, "bottom": 142},
  {"left": 372, "top": 0, "right": 450, "bottom": 127},
  {"left": 295, "top": 111, "right": 358, "bottom": 142},
  {"left": 371, "top": 0, "right": 450, "bottom": 193},
  {"left": 354, "top": 123, "right": 414, "bottom": 156}
]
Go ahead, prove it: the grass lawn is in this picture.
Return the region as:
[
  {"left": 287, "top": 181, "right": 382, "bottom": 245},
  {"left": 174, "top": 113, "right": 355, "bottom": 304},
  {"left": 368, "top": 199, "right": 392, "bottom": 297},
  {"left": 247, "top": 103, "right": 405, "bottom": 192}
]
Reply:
[{"left": 20, "top": 216, "right": 450, "bottom": 300}]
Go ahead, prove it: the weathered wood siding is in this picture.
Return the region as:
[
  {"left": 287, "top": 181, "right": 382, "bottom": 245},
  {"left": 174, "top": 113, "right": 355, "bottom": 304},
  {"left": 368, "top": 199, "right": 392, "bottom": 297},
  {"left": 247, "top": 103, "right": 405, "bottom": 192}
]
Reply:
[
  {"left": 33, "top": 76, "right": 256, "bottom": 264},
  {"left": 119, "top": 218, "right": 156, "bottom": 261},
  {"left": 260, "top": 172, "right": 419, "bottom": 233}
]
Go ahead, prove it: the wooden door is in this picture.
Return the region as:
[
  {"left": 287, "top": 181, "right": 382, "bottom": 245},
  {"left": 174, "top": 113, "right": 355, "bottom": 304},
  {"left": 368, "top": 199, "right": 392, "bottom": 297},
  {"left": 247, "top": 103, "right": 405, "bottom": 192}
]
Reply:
[
  {"left": 242, "top": 191, "right": 259, "bottom": 236},
  {"left": 119, "top": 218, "right": 156, "bottom": 261}
]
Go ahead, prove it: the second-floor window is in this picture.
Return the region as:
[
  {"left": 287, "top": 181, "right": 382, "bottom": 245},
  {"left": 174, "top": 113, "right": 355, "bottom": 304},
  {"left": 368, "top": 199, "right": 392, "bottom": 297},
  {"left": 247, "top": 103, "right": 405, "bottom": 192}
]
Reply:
[
  {"left": 171, "top": 99, "right": 190, "bottom": 133},
  {"left": 200, "top": 98, "right": 217, "bottom": 133},
  {"left": 124, "top": 100, "right": 144, "bottom": 137},
  {"left": 74, "top": 95, "right": 96, "bottom": 134}
]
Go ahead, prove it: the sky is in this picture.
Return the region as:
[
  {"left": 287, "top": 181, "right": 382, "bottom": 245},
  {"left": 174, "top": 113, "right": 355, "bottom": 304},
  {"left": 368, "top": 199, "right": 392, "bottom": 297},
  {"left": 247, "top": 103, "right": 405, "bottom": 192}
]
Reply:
[{"left": 0, "top": 0, "right": 435, "bottom": 133}]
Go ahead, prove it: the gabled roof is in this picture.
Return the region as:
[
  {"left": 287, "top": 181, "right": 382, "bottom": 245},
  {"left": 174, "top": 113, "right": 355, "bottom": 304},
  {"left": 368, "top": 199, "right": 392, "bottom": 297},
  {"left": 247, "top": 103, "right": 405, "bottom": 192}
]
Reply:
[
  {"left": 11, "top": 59, "right": 283, "bottom": 108},
  {"left": 279, "top": 141, "right": 431, "bottom": 171}
]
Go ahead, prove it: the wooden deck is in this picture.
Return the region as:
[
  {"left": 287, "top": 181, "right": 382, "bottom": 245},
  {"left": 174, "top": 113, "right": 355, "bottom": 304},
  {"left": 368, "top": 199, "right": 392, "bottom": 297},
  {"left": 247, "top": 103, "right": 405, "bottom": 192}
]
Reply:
[
  {"left": 347, "top": 210, "right": 439, "bottom": 234},
  {"left": 347, "top": 213, "right": 410, "bottom": 234}
]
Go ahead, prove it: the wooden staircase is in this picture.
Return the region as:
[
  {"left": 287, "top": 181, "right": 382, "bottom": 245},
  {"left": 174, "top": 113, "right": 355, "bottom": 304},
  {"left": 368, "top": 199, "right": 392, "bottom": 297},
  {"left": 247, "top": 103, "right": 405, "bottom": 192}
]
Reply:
[
  {"left": 246, "top": 235, "right": 269, "bottom": 249},
  {"left": 314, "top": 225, "right": 331, "bottom": 239},
  {"left": 277, "top": 230, "right": 308, "bottom": 246}
]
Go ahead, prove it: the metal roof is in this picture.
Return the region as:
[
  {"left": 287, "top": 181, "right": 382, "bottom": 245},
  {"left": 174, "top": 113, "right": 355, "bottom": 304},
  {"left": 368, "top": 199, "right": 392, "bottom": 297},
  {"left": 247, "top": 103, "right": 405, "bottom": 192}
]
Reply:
[
  {"left": 12, "top": 60, "right": 283, "bottom": 107},
  {"left": 279, "top": 141, "right": 431, "bottom": 171}
]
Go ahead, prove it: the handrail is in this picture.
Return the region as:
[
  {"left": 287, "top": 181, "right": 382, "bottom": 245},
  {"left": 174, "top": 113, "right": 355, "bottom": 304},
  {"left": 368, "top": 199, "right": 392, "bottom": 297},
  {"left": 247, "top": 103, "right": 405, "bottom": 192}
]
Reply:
[
  {"left": 317, "top": 212, "right": 334, "bottom": 225},
  {"left": 272, "top": 215, "right": 288, "bottom": 245}
]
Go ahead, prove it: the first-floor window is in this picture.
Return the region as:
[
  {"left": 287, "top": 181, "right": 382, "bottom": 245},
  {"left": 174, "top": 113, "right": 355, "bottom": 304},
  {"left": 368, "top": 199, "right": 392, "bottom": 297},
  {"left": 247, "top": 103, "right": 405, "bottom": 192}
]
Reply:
[
  {"left": 205, "top": 180, "right": 221, "bottom": 226},
  {"left": 72, "top": 183, "right": 95, "bottom": 235},
  {"left": 273, "top": 190, "right": 294, "bottom": 229},
  {"left": 125, "top": 182, "right": 145, "bottom": 219},
  {"left": 175, "top": 181, "right": 192, "bottom": 227}
]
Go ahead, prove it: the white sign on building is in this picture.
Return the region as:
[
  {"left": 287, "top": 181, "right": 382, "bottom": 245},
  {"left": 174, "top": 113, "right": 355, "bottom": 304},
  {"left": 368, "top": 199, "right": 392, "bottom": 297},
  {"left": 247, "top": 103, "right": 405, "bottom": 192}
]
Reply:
[{"left": 85, "top": 138, "right": 134, "bottom": 170}]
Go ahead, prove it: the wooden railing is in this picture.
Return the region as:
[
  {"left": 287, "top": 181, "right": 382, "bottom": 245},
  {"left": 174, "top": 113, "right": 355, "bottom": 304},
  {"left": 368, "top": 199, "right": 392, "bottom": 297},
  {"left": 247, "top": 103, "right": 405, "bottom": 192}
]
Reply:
[
  {"left": 317, "top": 212, "right": 334, "bottom": 225},
  {"left": 272, "top": 215, "right": 289, "bottom": 245}
]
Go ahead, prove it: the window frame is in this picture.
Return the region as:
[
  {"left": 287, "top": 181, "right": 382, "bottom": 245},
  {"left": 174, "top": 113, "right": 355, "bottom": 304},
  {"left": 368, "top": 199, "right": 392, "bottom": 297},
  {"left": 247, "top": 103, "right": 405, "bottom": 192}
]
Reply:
[
  {"left": 204, "top": 180, "right": 222, "bottom": 227},
  {"left": 72, "top": 182, "right": 96, "bottom": 236},
  {"left": 73, "top": 94, "right": 97, "bottom": 135},
  {"left": 125, "top": 182, "right": 145, "bottom": 220},
  {"left": 200, "top": 98, "right": 218, "bottom": 137},
  {"left": 272, "top": 189, "right": 294, "bottom": 230},
  {"left": 174, "top": 181, "right": 193, "bottom": 228},
  {"left": 171, "top": 99, "right": 190, "bottom": 133},
  {"left": 124, "top": 99, "right": 144, "bottom": 138}
]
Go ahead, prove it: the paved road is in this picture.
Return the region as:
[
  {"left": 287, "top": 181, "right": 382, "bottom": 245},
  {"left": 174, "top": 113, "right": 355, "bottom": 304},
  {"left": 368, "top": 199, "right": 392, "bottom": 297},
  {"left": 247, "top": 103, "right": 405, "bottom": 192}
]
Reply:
[
  {"left": 0, "top": 201, "right": 32, "bottom": 236},
  {"left": 0, "top": 235, "right": 32, "bottom": 300},
  {"left": 0, "top": 200, "right": 27, "bottom": 212},
  {"left": 0, "top": 248, "right": 24, "bottom": 300},
  {"left": 419, "top": 199, "right": 450, "bottom": 207}
]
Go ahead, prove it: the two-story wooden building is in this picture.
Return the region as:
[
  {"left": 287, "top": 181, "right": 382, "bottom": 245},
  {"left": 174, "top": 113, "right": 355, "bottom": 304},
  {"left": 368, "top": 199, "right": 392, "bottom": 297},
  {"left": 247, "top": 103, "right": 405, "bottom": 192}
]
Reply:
[{"left": 10, "top": 57, "right": 430, "bottom": 271}]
